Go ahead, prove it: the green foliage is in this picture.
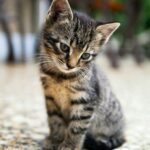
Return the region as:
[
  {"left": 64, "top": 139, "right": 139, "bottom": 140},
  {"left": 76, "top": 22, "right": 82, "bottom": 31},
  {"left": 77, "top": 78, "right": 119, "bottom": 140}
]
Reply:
[
  {"left": 139, "top": 0, "right": 150, "bottom": 33},
  {"left": 71, "top": 0, "right": 150, "bottom": 38}
]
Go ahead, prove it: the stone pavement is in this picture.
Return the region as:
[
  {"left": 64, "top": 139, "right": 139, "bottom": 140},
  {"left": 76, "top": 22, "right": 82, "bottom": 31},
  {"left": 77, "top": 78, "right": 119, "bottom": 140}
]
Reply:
[
  {"left": 0, "top": 64, "right": 49, "bottom": 150},
  {"left": 0, "top": 58, "right": 150, "bottom": 150}
]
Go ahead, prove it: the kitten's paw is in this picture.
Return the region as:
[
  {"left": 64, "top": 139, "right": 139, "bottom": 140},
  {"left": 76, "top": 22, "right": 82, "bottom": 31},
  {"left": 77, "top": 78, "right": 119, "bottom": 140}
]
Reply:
[
  {"left": 42, "top": 136, "right": 58, "bottom": 150},
  {"left": 58, "top": 146, "right": 70, "bottom": 150},
  {"left": 58, "top": 144, "right": 71, "bottom": 150},
  {"left": 58, "top": 143, "right": 79, "bottom": 150}
]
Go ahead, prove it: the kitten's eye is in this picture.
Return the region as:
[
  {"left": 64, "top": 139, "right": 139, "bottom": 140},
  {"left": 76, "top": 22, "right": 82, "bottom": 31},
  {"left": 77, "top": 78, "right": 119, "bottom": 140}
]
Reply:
[
  {"left": 81, "top": 53, "right": 91, "bottom": 60},
  {"left": 60, "top": 43, "right": 69, "bottom": 53}
]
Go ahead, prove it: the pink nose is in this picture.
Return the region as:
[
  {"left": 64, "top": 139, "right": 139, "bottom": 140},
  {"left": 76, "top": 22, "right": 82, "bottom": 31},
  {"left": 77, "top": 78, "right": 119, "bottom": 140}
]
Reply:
[{"left": 67, "top": 63, "right": 75, "bottom": 69}]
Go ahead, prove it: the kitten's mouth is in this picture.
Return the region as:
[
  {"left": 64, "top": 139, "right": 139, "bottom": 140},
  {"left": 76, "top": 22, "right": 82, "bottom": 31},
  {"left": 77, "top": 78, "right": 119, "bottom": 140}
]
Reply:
[
  {"left": 53, "top": 58, "right": 79, "bottom": 74},
  {"left": 57, "top": 64, "right": 79, "bottom": 74}
]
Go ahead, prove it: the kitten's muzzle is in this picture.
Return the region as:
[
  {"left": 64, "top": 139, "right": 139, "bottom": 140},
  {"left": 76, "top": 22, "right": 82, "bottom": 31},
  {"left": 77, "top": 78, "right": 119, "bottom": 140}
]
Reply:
[
  {"left": 66, "top": 51, "right": 80, "bottom": 69},
  {"left": 67, "top": 63, "right": 76, "bottom": 69}
]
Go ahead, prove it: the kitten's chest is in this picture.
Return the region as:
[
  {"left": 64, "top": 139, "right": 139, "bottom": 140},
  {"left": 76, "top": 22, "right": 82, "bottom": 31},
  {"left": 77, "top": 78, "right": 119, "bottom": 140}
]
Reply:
[
  {"left": 42, "top": 75, "right": 86, "bottom": 112},
  {"left": 48, "top": 81, "right": 71, "bottom": 109}
]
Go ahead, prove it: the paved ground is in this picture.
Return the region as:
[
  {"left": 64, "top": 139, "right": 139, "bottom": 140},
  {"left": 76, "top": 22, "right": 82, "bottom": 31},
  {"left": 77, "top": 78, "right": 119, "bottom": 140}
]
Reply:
[{"left": 0, "top": 57, "right": 150, "bottom": 150}]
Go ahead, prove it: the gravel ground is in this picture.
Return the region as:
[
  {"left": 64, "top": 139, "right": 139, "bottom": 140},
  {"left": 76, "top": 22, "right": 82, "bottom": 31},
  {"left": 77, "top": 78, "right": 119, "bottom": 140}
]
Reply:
[{"left": 0, "top": 57, "right": 150, "bottom": 150}]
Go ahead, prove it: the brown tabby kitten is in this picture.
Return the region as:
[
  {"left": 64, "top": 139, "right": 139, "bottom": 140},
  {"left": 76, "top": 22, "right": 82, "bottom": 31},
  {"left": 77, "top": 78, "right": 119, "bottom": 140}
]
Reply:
[{"left": 39, "top": 0, "right": 125, "bottom": 150}]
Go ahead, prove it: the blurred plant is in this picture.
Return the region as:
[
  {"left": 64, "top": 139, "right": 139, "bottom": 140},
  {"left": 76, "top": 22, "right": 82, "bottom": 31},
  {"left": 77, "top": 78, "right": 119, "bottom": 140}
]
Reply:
[
  {"left": 70, "top": 0, "right": 150, "bottom": 67},
  {"left": 138, "top": 0, "right": 150, "bottom": 33}
]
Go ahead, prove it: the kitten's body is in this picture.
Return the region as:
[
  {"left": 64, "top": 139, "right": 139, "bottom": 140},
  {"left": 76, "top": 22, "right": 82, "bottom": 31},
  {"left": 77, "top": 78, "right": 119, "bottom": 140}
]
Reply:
[{"left": 40, "top": 0, "right": 125, "bottom": 150}]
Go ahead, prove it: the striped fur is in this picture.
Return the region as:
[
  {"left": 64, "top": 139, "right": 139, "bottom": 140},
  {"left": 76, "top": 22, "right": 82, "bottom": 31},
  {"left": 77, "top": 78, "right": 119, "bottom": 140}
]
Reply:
[{"left": 40, "top": 0, "right": 125, "bottom": 150}]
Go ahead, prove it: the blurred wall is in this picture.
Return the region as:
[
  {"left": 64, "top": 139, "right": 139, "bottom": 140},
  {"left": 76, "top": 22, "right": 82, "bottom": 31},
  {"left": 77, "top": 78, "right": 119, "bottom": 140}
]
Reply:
[
  {"left": 0, "top": 0, "right": 150, "bottom": 66},
  {"left": 0, "top": 0, "right": 43, "bottom": 62}
]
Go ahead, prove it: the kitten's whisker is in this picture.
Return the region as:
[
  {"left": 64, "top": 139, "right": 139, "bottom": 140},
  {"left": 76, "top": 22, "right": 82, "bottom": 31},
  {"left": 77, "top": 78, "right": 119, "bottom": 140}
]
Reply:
[
  {"left": 37, "top": 61, "right": 54, "bottom": 66},
  {"left": 34, "top": 53, "right": 51, "bottom": 57},
  {"left": 37, "top": 59, "right": 54, "bottom": 63},
  {"left": 57, "top": 59, "right": 64, "bottom": 65},
  {"left": 35, "top": 53, "right": 52, "bottom": 58},
  {"left": 41, "top": 62, "right": 56, "bottom": 73},
  {"left": 79, "top": 69, "right": 89, "bottom": 81},
  {"left": 37, "top": 56, "right": 53, "bottom": 61}
]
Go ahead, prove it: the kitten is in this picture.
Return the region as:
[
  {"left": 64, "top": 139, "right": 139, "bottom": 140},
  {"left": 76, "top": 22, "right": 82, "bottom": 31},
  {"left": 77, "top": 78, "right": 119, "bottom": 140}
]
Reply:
[{"left": 39, "top": 0, "right": 125, "bottom": 150}]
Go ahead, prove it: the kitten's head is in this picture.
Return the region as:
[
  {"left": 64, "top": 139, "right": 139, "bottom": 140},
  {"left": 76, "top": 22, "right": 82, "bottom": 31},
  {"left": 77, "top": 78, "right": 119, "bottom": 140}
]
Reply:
[{"left": 41, "top": 0, "right": 120, "bottom": 78}]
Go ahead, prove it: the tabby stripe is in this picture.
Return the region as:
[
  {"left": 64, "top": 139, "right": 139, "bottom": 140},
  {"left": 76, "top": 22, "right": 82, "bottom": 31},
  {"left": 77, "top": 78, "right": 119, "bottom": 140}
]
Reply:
[
  {"left": 47, "top": 111, "right": 63, "bottom": 118},
  {"left": 89, "top": 28, "right": 94, "bottom": 43},
  {"left": 45, "top": 96, "right": 54, "bottom": 101},
  {"left": 73, "top": 20, "right": 79, "bottom": 33},
  {"left": 73, "top": 86, "right": 86, "bottom": 92},
  {"left": 71, "top": 98, "right": 89, "bottom": 105},
  {"left": 70, "top": 127, "right": 87, "bottom": 135},
  {"left": 99, "top": 38, "right": 106, "bottom": 45},
  {"left": 74, "top": 34, "right": 79, "bottom": 45},
  {"left": 43, "top": 42, "right": 51, "bottom": 49},
  {"left": 41, "top": 77, "right": 46, "bottom": 82},
  {"left": 84, "top": 107, "right": 94, "bottom": 111},
  {"left": 43, "top": 34, "right": 60, "bottom": 54},
  {"left": 71, "top": 115, "right": 91, "bottom": 121},
  {"left": 43, "top": 33, "right": 59, "bottom": 43},
  {"left": 41, "top": 67, "right": 78, "bottom": 80}
]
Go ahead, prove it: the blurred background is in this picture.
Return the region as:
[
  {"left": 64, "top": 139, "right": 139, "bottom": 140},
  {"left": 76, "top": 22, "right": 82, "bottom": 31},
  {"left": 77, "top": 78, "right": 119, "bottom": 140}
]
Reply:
[
  {"left": 0, "top": 0, "right": 150, "bottom": 149},
  {"left": 0, "top": 0, "right": 150, "bottom": 67}
]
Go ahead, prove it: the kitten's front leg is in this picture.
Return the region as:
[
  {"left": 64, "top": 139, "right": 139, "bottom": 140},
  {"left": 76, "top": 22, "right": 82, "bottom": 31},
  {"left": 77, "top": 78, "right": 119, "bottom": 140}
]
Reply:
[
  {"left": 44, "top": 96, "right": 66, "bottom": 150},
  {"left": 58, "top": 99, "right": 94, "bottom": 150}
]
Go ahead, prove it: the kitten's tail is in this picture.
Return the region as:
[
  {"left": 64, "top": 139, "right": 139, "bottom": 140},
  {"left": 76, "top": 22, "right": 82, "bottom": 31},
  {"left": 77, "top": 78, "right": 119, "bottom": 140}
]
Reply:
[{"left": 83, "top": 134, "right": 125, "bottom": 150}]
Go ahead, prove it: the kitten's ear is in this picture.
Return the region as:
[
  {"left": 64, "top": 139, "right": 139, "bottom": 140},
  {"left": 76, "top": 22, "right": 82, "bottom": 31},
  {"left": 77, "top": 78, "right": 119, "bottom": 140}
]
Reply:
[
  {"left": 46, "top": 0, "right": 73, "bottom": 24},
  {"left": 96, "top": 22, "right": 120, "bottom": 45}
]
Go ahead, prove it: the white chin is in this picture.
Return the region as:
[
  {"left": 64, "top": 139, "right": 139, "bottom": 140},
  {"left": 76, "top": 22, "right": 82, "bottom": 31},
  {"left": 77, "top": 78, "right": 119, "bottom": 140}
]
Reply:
[{"left": 58, "top": 67, "right": 78, "bottom": 74}]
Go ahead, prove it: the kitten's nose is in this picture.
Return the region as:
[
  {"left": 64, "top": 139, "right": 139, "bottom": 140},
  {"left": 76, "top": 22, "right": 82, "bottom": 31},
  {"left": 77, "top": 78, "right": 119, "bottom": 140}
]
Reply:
[
  {"left": 67, "top": 63, "right": 75, "bottom": 69},
  {"left": 67, "top": 49, "right": 79, "bottom": 69}
]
